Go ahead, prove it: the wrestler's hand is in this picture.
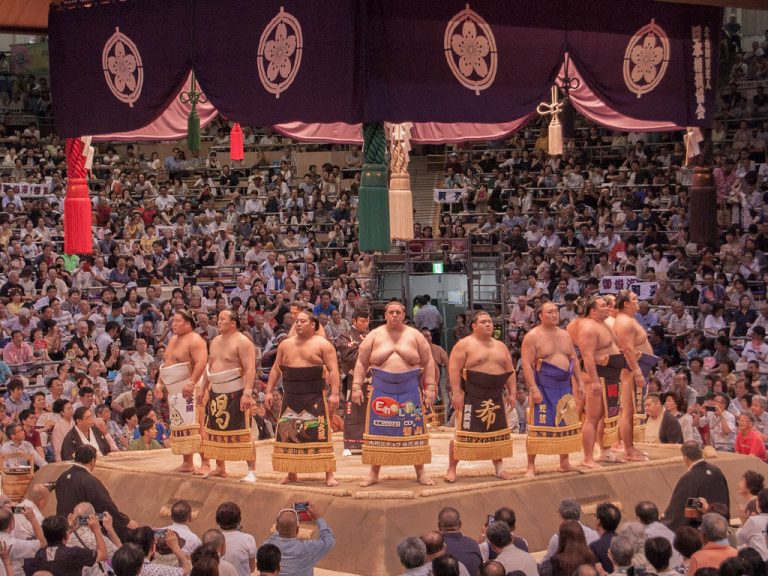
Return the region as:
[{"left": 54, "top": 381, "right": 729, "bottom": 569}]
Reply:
[
  {"left": 182, "top": 381, "right": 195, "bottom": 400},
  {"left": 154, "top": 386, "right": 164, "bottom": 401},
  {"left": 351, "top": 389, "right": 364, "bottom": 406},
  {"left": 264, "top": 392, "right": 273, "bottom": 410},
  {"left": 576, "top": 380, "right": 585, "bottom": 400},
  {"left": 452, "top": 391, "right": 464, "bottom": 414},
  {"left": 530, "top": 387, "right": 543, "bottom": 405},
  {"left": 424, "top": 388, "right": 436, "bottom": 407},
  {"left": 328, "top": 393, "right": 340, "bottom": 413},
  {"left": 240, "top": 394, "right": 254, "bottom": 412}
]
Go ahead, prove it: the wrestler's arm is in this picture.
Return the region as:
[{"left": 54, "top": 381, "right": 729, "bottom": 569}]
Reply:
[
  {"left": 579, "top": 327, "right": 601, "bottom": 394},
  {"left": 238, "top": 336, "right": 258, "bottom": 411},
  {"left": 500, "top": 342, "right": 517, "bottom": 408},
  {"left": 186, "top": 335, "right": 209, "bottom": 399},
  {"left": 520, "top": 332, "right": 542, "bottom": 404},
  {"left": 615, "top": 318, "right": 643, "bottom": 383},
  {"left": 264, "top": 345, "right": 284, "bottom": 410},
  {"left": 568, "top": 339, "right": 586, "bottom": 400},
  {"left": 352, "top": 332, "right": 373, "bottom": 388},
  {"left": 447, "top": 340, "right": 467, "bottom": 413},
  {"left": 321, "top": 340, "right": 341, "bottom": 412},
  {"left": 416, "top": 331, "right": 437, "bottom": 405}
]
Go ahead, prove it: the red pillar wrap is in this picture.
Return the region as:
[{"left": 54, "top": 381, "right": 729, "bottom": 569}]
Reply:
[
  {"left": 229, "top": 123, "right": 244, "bottom": 162},
  {"left": 64, "top": 138, "right": 93, "bottom": 255}
]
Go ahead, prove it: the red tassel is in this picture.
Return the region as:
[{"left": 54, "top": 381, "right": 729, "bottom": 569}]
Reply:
[
  {"left": 64, "top": 138, "right": 93, "bottom": 255},
  {"left": 230, "top": 123, "right": 244, "bottom": 162}
]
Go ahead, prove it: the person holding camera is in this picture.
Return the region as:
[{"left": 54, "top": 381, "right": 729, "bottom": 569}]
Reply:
[
  {"left": 662, "top": 442, "right": 730, "bottom": 531},
  {"left": 23, "top": 514, "right": 105, "bottom": 576},
  {"left": 67, "top": 503, "right": 121, "bottom": 576},
  {"left": 263, "top": 501, "right": 335, "bottom": 576},
  {"left": 124, "top": 526, "right": 191, "bottom": 576}
]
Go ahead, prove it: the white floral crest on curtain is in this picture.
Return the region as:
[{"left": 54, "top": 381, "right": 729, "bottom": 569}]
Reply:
[
  {"left": 257, "top": 7, "right": 303, "bottom": 99},
  {"left": 623, "top": 19, "right": 670, "bottom": 99},
  {"left": 101, "top": 27, "right": 144, "bottom": 107},
  {"left": 443, "top": 4, "right": 498, "bottom": 96}
]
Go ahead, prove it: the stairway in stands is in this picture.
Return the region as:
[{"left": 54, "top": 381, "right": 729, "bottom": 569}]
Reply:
[{"left": 408, "top": 154, "right": 444, "bottom": 228}]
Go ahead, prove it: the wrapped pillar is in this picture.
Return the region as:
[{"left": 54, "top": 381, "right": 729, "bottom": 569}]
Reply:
[
  {"left": 358, "top": 122, "right": 390, "bottom": 252},
  {"left": 388, "top": 123, "right": 414, "bottom": 241},
  {"left": 64, "top": 137, "right": 93, "bottom": 255},
  {"left": 689, "top": 166, "right": 718, "bottom": 250}
]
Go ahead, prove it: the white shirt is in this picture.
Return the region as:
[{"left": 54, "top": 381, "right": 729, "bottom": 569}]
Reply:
[
  {"left": 11, "top": 498, "right": 44, "bottom": 541},
  {"left": 0, "top": 530, "right": 40, "bottom": 576},
  {"left": 222, "top": 530, "right": 257, "bottom": 576},
  {"left": 166, "top": 522, "right": 202, "bottom": 556},
  {"left": 737, "top": 513, "right": 768, "bottom": 560}
]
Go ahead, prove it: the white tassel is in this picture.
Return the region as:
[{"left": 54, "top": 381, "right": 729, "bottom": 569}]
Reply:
[{"left": 548, "top": 116, "right": 563, "bottom": 156}]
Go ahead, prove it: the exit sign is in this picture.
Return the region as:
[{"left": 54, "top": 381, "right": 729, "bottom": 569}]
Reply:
[{"left": 432, "top": 263, "right": 443, "bottom": 274}]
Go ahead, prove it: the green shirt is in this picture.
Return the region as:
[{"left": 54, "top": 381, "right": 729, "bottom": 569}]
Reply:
[{"left": 128, "top": 438, "right": 163, "bottom": 451}]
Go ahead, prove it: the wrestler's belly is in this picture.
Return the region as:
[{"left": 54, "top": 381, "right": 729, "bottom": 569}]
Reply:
[
  {"left": 596, "top": 345, "right": 621, "bottom": 359},
  {"left": 209, "top": 359, "right": 241, "bottom": 374},
  {"left": 464, "top": 361, "right": 508, "bottom": 375},
  {"left": 539, "top": 352, "right": 571, "bottom": 372},
  {"left": 635, "top": 340, "right": 654, "bottom": 355}
]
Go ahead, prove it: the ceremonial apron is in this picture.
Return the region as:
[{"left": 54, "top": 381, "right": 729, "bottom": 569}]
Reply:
[
  {"left": 596, "top": 354, "right": 627, "bottom": 448},
  {"left": 633, "top": 352, "right": 659, "bottom": 442},
  {"left": 160, "top": 362, "right": 201, "bottom": 455},
  {"left": 362, "top": 368, "right": 431, "bottom": 467},
  {"left": 454, "top": 369, "right": 513, "bottom": 461},
  {"left": 272, "top": 366, "right": 336, "bottom": 473},
  {"left": 202, "top": 367, "right": 254, "bottom": 461},
  {"left": 527, "top": 360, "right": 582, "bottom": 455}
]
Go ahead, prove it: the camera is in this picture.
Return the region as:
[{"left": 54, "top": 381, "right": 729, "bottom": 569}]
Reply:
[
  {"left": 11, "top": 506, "right": 24, "bottom": 514},
  {"left": 293, "top": 501, "right": 311, "bottom": 521},
  {"left": 684, "top": 497, "right": 703, "bottom": 520},
  {"left": 153, "top": 528, "right": 168, "bottom": 539},
  {"left": 487, "top": 515, "right": 495, "bottom": 526}
]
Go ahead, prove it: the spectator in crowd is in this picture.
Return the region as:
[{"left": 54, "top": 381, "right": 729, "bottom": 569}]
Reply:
[
  {"left": 67, "top": 503, "right": 122, "bottom": 576},
  {"left": 736, "top": 488, "right": 768, "bottom": 560},
  {"left": 60, "top": 406, "right": 111, "bottom": 461},
  {"left": 165, "top": 500, "right": 202, "bottom": 557},
  {"left": 608, "top": 536, "right": 635, "bottom": 576},
  {"left": 0, "top": 506, "right": 45, "bottom": 576},
  {"left": 124, "top": 525, "right": 192, "bottom": 576},
  {"left": 485, "top": 521, "right": 537, "bottom": 576},
  {"left": 214, "top": 502, "right": 256, "bottom": 576},
  {"left": 263, "top": 502, "right": 334, "bottom": 576},
  {"left": 1, "top": 422, "right": 46, "bottom": 469},
  {"left": 635, "top": 502, "right": 683, "bottom": 569},
  {"left": 545, "top": 499, "right": 599, "bottom": 559},
  {"left": 437, "top": 507, "right": 482, "bottom": 576},
  {"left": 256, "top": 543, "right": 281, "bottom": 576},
  {"left": 688, "top": 513, "right": 737, "bottom": 574},
  {"left": 420, "top": 532, "right": 470, "bottom": 576},
  {"left": 663, "top": 442, "right": 730, "bottom": 531},
  {"left": 12, "top": 484, "right": 48, "bottom": 540},
  {"left": 590, "top": 503, "right": 621, "bottom": 573},
  {"left": 735, "top": 413, "right": 767, "bottom": 460},
  {"left": 55, "top": 445, "right": 138, "bottom": 540},
  {"left": 23, "top": 513, "right": 105, "bottom": 576},
  {"left": 643, "top": 537, "right": 676, "bottom": 576},
  {"left": 112, "top": 544, "right": 145, "bottom": 576},
  {"left": 397, "top": 536, "right": 429, "bottom": 576},
  {"left": 643, "top": 394, "right": 684, "bottom": 444},
  {"left": 539, "top": 520, "right": 596, "bottom": 576},
  {"left": 738, "top": 470, "right": 765, "bottom": 520},
  {"left": 672, "top": 526, "right": 703, "bottom": 574}
]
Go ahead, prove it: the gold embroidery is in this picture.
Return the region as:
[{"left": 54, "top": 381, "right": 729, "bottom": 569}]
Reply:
[
  {"left": 210, "top": 394, "right": 230, "bottom": 429},
  {"left": 475, "top": 399, "right": 500, "bottom": 431}
]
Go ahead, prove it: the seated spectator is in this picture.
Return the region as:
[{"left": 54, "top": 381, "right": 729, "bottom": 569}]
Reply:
[
  {"left": 263, "top": 502, "right": 334, "bottom": 576},
  {"left": 480, "top": 507, "right": 529, "bottom": 561},
  {"left": 124, "top": 526, "right": 191, "bottom": 576},
  {"left": 735, "top": 413, "right": 766, "bottom": 460},
  {"left": 608, "top": 536, "right": 635, "bottom": 576},
  {"left": 672, "top": 526, "right": 702, "bottom": 574},
  {"left": 23, "top": 514, "right": 105, "bottom": 576},
  {"left": 397, "top": 536, "right": 429, "bottom": 576},
  {"left": 256, "top": 544, "right": 281, "bottom": 576},
  {"left": 590, "top": 503, "right": 621, "bottom": 573},
  {"left": 701, "top": 393, "right": 737, "bottom": 452},
  {"left": 736, "top": 488, "right": 768, "bottom": 560},
  {"left": 199, "top": 530, "right": 239, "bottom": 576},
  {"left": 544, "top": 499, "right": 599, "bottom": 559},
  {"left": 128, "top": 417, "right": 163, "bottom": 451},
  {"left": 12, "top": 485, "right": 48, "bottom": 540},
  {"left": 539, "top": 520, "right": 597, "bottom": 576},
  {"left": 644, "top": 537, "right": 676, "bottom": 576},
  {"left": 644, "top": 394, "right": 683, "bottom": 444},
  {"left": 67, "top": 503, "right": 121, "bottom": 576},
  {"left": 437, "top": 507, "right": 481, "bottom": 576},
  {"left": 432, "top": 554, "right": 462, "bottom": 576},
  {"left": 165, "top": 500, "right": 202, "bottom": 557},
  {"left": 485, "top": 521, "right": 537, "bottom": 576},
  {"left": 635, "top": 502, "right": 683, "bottom": 569},
  {"left": 1, "top": 422, "right": 46, "bottom": 470},
  {"left": 663, "top": 442, "right": 730, "bottom": 531},
  {"left": 478, "top": 560, "right": 506, "bottom": 576},
  {"left": 216, "top": 502, "right": 256, "bottom": 576},
  {"left": 55, "top": 446, "right": 137, "bottom": 541},
  {"left": 738, "top": 470, "right": 765, "bottom": 520},
  {"left": 111, "top": 543, "right": 145, "bottom": 576},
  {"left": 688, "top": 513, "right": 737, "bottom": 574},
  {"left": 0, "top": 506, "right": 45, "bottom": 576},
  {"left": 60, "top": 407, "right": 110, "bottom": 461}
]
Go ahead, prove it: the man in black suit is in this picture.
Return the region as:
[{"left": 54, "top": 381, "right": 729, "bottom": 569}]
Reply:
[
  {"left": 663, "top": 441, "right": 729, "bottom": 531},
  {"left": 644, "top": 394, "right": 684, "bottom": 444},
  {"left": 60, "top": 407, "right": 111, "bottom": 461},
  {"left": 589, "top": 502, "right": 621, "bottom": 573},
  {"left": 55, "top": 445, "right": 137, "bottom": 540}
]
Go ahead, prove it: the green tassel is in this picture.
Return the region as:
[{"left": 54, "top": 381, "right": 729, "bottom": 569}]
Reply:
[
  {"left": 358, "top": 122, "right": 390, "bottom": 252},
  {"left": 187, "top": 104, "right": 201, "bottom": 153}
]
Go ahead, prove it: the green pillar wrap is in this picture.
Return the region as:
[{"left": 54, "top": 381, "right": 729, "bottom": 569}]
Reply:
[{"left": 358, "top": 122, "right": 390, "bottom": 252}]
